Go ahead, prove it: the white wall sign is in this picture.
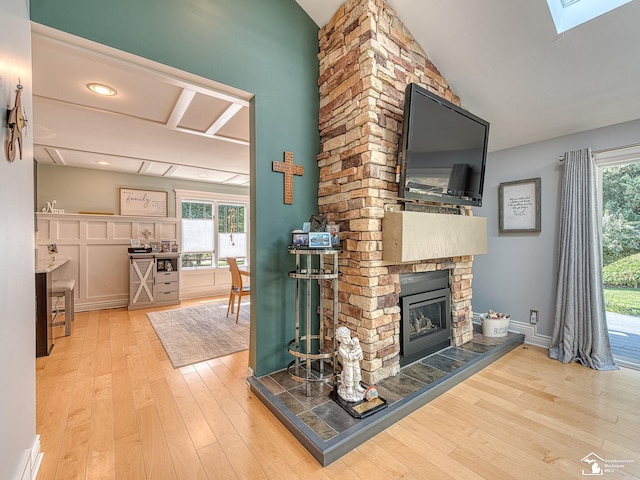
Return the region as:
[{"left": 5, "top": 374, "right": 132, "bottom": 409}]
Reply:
[
  {"left": 120, "top": 188, "right": 167, "bottom": 217},
  {"left": 499, "top": 178, "right": 541, "bottom": 233}
]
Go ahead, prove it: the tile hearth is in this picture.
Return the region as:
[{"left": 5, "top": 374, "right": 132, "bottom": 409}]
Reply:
[{"left": 248, "top": 329, "right": 525, "bottom": 466}]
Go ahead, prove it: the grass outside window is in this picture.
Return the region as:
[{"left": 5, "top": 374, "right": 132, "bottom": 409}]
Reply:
[{"left": 604, "top": 287, "right": 640, "bottom": 317}]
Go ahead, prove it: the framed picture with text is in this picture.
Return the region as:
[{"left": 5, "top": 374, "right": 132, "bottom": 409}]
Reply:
[
  {"left": 499, "top": 177, "right": 541, "bottom": 233},
  {"left": 119, "top": 188, "right": 168, "bottom": 217}
]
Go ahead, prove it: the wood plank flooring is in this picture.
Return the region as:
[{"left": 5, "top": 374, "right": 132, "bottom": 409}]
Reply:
[{"left": 36, "top": 298, "right": 640, "bottom": 479}]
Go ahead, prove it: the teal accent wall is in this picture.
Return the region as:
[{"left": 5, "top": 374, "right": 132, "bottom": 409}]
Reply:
[{"left": 31, "top": 0, "right": 320, "bottom": 375}]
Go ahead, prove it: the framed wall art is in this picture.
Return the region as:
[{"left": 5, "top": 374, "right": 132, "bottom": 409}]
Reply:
[
  {"left": 498, "top": 178, "right": 541, "bottom": 233},
  {"left": 119, "top": 188, "right": 168, "bottom": 217}
]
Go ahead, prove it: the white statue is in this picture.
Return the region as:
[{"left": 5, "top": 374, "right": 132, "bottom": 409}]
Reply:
[{"left": 336, "top": 326, "right": 366, "bottom": 402}]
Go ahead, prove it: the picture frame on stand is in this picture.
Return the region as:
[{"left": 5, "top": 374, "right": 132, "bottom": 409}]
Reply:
[{"left": 309, "top": 232, "right": 331, "bottom": 248}]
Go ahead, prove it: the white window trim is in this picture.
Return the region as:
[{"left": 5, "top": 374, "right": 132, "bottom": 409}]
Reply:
[
  {"left": 175, "top": 189, "right": 249, "bottom": 204},
  {"left": 594, "top": 145, "right": 640, "bottom": 216},
  {"left": 594, "top": 144, "right": 640, "bottom": 167}
]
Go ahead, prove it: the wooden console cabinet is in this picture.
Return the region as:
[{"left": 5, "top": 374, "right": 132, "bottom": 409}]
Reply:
[{"left": 128, "top": 253, "right": 180, "bottom": 310}]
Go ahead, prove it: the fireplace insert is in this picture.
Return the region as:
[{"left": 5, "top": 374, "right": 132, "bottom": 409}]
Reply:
[{"left": 399, "top": 271, "right": 451, "bottom": 366}]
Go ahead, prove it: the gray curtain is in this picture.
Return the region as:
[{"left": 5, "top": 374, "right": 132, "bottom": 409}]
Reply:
[{"left": 549, "top": 148, "right": 618, "bottom": 370}]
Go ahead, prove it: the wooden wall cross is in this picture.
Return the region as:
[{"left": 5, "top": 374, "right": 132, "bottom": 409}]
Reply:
[{"left": 272, "top": 151, "right": 304, "bottom": 204}]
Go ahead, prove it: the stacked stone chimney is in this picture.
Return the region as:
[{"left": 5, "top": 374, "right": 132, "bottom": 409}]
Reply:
[{"left": 318, "top": 0, "right": 475, "bottom": 384}]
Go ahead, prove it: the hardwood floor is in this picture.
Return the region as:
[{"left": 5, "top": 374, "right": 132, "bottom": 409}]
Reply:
[{"left": 37, "top": 299, "right": 640, "bottom": 479}]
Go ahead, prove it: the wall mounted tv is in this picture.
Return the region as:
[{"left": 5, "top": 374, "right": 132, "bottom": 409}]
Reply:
[{"left": 398, "top": 83, "right": 490, "bottom": 207}]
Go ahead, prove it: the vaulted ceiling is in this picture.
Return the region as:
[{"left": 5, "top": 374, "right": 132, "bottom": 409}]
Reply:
[{"left": 296, "top": 0, "right": 640, "bottom": 152}]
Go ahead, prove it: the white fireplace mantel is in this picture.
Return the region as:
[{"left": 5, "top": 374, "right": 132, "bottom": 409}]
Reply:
[{"left": 382, "top": 211, "right": 487, "bottom": 262}]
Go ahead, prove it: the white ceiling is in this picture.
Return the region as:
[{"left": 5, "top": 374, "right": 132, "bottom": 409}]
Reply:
[
  {"left": 296, "top": 0, "right": 640, "bottom": 152},
  {"left": 32, "top": 1, "right": 640, "bottom": 183},
  {"left": 32, "top": 26, "right": 252, "bottom": 186}
]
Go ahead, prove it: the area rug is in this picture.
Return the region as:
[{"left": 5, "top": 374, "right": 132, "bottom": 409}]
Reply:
[{"left": 147, "top": 300, "right": 249, "bottom": 368}]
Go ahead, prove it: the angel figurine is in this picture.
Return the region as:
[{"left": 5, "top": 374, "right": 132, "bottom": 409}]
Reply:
[{"left": 336, "top": 326, "right": 366, "bottom": 402}]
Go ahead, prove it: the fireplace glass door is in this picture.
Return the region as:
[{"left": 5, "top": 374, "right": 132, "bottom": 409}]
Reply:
[{"left": 401, "top": 288, "right": 451, "bottom": 365}]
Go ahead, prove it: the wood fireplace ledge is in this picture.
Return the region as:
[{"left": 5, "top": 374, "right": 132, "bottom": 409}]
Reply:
[{"left": 382, "top": 211, "right": 488, "bottom": 263}]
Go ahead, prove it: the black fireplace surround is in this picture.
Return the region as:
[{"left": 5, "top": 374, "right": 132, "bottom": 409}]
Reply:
[{"left": 399, "top": 271, "right": 451, "bottom": 366}]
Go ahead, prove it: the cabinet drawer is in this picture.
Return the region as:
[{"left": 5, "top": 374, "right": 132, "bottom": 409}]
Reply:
[
  {"left": 156, "top": 290, "right": 179, "bottom": 302},
  {"left": 156, "top": 271, "right": 178, "bottom": 282},
  {"left": 156, "top": 281, "right": 178, "bottom": 293}
]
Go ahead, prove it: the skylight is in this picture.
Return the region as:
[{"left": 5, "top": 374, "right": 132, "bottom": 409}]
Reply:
[{"left": 546, "top": 0, "right": 632, "bottom": 33}]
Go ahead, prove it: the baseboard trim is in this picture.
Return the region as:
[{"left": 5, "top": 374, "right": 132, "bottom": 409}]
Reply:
[
  {"left": 509, "top": 320, "right": 552, "bottom": 348},
  {"left": 76, "top": 293, "right": 231, "bottom": 311},
  {"left": 473, "top": 313, "right": 551, "bottom": 349},
  {"left": 179, "top": 289, "right": 228, "bottom": 300},
  {"left": 14, "top": 435, "right": 42, "bottom": 480},
  {"left": 75, "top": 299, "right": 128, "bottom": 312}
]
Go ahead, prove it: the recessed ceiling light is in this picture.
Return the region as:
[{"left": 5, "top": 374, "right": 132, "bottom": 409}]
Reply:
[
  {"left": 87, "top": 83, "right": 117, "bottom": 96},
  {"left": 198, "top": 174, "right": 208, "bottom": 178},
  {"left": 96, "top": 161, "right": 110, "bottom": 166}
]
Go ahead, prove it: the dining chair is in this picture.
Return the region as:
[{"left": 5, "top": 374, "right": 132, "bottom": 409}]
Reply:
[{"left": 226, "top": 257, "right": 250, "bottom": 323}]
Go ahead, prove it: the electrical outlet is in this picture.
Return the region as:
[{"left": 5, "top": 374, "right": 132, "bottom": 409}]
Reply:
[{"left": 530, "top": 309, "right": 539, "bottom": 325}]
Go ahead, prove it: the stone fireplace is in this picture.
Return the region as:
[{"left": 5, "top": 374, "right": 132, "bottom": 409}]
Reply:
[{"left": 317, "top": 0, "right": 478, "bottom": 385}]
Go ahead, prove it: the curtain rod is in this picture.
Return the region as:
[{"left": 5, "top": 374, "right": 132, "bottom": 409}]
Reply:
[{"left": 558, "top": 143, "right": 640, "bottom": 162}]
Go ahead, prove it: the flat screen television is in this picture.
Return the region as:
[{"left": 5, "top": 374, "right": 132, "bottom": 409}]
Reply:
[{"left": 398, "top": 83, "right": 490, "bottom": 207}]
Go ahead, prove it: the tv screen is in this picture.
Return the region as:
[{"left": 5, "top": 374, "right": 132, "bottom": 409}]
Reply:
[{"left": 398, "top": 83, "right": 489, "bottom": 207}]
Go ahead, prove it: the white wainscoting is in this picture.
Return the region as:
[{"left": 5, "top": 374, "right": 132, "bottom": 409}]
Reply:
[
  {"left": 180, "top": 267, "right": 233, "bottom": 299},
  {"left": 36, "top": 213, "right": 232, "bottom": 311}
]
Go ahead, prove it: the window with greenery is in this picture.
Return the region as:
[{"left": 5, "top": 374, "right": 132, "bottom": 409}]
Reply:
[
  {"left": 181, "top": 201, "right": 214, "bottom": 268},
  {"left": 217, "top": 204, "right": 247, "bottom": 266},
  {"left": 180, "top": 200, "right": 248, "bottom": 269},
  {"left": 602, "top": 162, "right": 640, "bottom": 266},
  {"left": 601, "top": 161, "right": 640, "bottom": 317}
]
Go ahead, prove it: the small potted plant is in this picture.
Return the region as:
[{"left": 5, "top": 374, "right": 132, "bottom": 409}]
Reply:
[{"left": 480, "top": 309, "right": 510, "bottom": 337}]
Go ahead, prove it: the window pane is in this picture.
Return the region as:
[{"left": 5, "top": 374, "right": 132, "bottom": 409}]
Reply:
[
  {"left": 181, "top": 199, "right": 247, "bottom": 269},
  {"left": 182, "top": 201, "right": 213, "bottom": 219},
  {"left": 182, "top": 218, "right": 214, "bottom": 252},
  {"left": 218, "top": 205, "right": 245, "bottom": 233},
  {"left": 182, "top": 253, "right": 213, "bottom": 268},
  {"left": 218, "top": 233, "right": 247, "bottom": 263},
  {"left": 217, "top": 204, "right": 246, "bottom": 266}
]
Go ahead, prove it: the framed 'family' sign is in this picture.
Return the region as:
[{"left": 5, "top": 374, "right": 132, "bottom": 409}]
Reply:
[
  {"left": 120, "top": 188, "right": 168, "bottom": 217},
  {"left": 498, "top": 178, "right": 541, "bottom": 233}
]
